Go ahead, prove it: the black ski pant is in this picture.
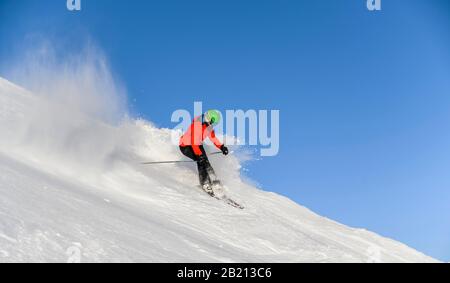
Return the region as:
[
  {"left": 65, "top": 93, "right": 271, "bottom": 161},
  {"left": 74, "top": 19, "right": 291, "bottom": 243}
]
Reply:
[{"left": 179, "top": 145, "right": 216, "bottom": 187}]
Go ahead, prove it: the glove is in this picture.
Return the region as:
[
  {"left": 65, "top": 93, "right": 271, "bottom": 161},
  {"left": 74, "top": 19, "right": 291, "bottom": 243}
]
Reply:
[{"left": 220, "top": 145, "right": 229, "bottom": 156}]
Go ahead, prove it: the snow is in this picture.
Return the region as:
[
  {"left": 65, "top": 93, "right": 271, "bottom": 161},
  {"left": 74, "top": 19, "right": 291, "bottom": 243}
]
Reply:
[{"left": 0, "top": 76, "right": 439, "bottom": 262}]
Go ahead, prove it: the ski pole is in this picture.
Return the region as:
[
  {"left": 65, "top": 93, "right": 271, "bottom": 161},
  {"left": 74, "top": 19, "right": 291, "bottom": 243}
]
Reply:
[{"left": 141, "top": 151, "right": 223, "bottom": 165}]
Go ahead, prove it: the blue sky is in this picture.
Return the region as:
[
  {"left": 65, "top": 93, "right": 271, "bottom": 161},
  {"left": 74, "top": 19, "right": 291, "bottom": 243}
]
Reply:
[{"left": 1, "top": 0, "right": 449, "bottom": 261}]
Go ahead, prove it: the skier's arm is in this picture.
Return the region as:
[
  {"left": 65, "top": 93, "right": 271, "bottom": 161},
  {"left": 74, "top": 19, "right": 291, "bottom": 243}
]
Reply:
[{"left": 208, "top": 129, "right": 223, "bottom": 150}]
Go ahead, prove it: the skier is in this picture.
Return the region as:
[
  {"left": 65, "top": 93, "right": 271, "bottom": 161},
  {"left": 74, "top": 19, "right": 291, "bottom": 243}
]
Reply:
[{"left": 179, "top": 110, "right": 229, "bottom": 195}]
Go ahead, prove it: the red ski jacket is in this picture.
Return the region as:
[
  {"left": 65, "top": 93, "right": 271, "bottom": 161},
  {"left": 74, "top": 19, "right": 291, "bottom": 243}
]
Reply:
[{"left": 179, "top": 115, "right": 223, "bottom": 156}]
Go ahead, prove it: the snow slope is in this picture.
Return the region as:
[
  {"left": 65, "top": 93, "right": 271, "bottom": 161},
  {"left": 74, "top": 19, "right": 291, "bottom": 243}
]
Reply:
[{"left": 0, "top": 77, "right": 438, "bottom": 262}]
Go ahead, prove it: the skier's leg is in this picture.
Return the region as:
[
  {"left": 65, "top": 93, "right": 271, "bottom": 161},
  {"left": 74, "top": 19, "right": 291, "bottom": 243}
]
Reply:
[
  {"left": 199, "top": 145, "right": 218, "bottom": 182},
  {"left": 198, "top": 145, "right": 221, "bottom": 195},
  {"left": 197, "top": 158, "right": 211, "bottom": 188},
  {"left": 198, "top": 146, "right": 224, "bottom": 197},
  {"left": 181, "top": 145, "right": 212, "bottom": 191}
]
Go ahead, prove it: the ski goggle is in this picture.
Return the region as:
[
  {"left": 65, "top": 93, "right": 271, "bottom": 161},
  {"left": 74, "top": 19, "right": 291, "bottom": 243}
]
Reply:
[{"left": 205, "top": 115, "right": 218, "bottom": 125}]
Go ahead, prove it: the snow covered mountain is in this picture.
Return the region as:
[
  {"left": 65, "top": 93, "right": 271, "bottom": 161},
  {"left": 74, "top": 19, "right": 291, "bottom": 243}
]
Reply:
[{"left": 0, "top": 76, "right": 438, "bottom": 263}]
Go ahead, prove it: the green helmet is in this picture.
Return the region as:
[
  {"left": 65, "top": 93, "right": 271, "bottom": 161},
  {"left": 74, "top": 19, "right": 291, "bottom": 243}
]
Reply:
[{"left": 205, "top": 109, "right": 221, "bottom": 125}]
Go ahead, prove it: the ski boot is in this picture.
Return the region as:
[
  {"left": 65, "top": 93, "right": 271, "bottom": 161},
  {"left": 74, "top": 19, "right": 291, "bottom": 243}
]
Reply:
[{"left": 202, "top": 183, "right": 215, "bottom": 197}]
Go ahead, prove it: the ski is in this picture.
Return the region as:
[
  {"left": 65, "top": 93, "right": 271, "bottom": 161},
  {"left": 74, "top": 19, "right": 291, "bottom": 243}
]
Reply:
[
  {"left": 198, "top": 182, "right": 244, "bottom": 209},
  {"left": 212, "top": 193, "right": 245, "bottom": 210},
  {"left": 221, "top": 196, "right": 245, "bottom": 209}
]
